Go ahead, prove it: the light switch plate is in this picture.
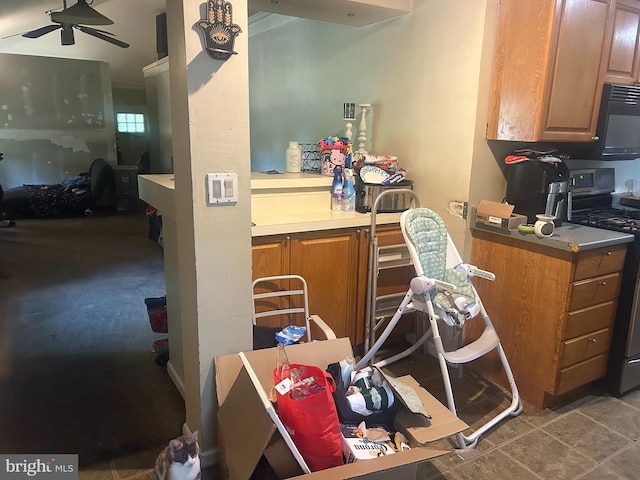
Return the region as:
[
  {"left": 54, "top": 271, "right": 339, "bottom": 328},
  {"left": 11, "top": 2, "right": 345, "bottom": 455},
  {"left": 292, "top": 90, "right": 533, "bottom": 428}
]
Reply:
[{"left": 206, "top": 173, "right": 238, "bottom": 205}]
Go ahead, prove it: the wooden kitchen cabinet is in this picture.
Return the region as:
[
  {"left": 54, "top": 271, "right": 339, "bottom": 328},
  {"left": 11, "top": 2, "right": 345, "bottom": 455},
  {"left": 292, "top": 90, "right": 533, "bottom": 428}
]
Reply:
[
  {"left": 465, "top": 229, "right": 626, "bottom": 408},
  {"left": 252, "top": 229, "right": 360, "bottom": 344},
  {"left": 487, "top": 0, "right": 611, "bottom": 142},
  {"left": 603, "top": 0, "right": 640, "bottom": 84},
  {"left": 252, "top": 224, "right": 413, "bottom": 350}
]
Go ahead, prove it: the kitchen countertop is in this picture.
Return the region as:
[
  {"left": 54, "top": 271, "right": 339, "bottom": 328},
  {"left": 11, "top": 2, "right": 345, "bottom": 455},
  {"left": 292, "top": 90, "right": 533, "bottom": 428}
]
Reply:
[
  {"left": 139, "top": 173, "right": 403, "bottom": 236},
  {"left": 472, "top": 221, "right": 635, "bottom": 252}
]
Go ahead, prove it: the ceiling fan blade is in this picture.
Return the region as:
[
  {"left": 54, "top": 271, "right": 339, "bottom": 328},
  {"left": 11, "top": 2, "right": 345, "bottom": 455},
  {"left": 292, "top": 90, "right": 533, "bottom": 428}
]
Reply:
[
  {"left": 76, "top": 25, "right": 129, "bottom": 48},
  {"left": 22, "top": 24, "right": 63, "bottom": 39},
  {"left": 51, "top": 0, "right": 114, "bottom": 26}
]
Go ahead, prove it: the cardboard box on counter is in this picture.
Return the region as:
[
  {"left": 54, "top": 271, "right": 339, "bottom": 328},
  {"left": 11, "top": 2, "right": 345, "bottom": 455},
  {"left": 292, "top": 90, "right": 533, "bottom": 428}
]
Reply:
[
  {"left": 214, "top": 338, "right": 468, "bottom": 480},
  {"left": 475, "top": 200, "right": 527, "bottom": 230}
]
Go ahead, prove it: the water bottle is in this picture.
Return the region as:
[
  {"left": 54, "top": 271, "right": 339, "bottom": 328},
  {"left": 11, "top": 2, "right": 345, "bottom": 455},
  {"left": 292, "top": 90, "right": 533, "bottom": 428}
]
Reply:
[
  {"left": 339, "top": 355, "right": 355, "bottom": 386},
  {"left": 342, "top": 168, "right": 356, "bottom": 211},
  {"left": 275, "top": 342, "right": 290, "bottom": 380}
]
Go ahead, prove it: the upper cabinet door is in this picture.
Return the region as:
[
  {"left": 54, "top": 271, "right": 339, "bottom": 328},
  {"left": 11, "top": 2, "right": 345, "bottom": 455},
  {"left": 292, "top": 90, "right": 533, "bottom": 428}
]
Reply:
[
  {"left": 487, "top": 0, "right": 611, "bottom": 142},
  {"left": 604, "top": 0, "right": 640, "bottom": 84}
]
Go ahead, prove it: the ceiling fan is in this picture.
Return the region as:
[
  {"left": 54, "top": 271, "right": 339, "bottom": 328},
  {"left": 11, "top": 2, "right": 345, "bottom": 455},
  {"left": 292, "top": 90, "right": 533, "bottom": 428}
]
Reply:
[{"left": 21, "top": 0, "right": 129, "bottom": 48}]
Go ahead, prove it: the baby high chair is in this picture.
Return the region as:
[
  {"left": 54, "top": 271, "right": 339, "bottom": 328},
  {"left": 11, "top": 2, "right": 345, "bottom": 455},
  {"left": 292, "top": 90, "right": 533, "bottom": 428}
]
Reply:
[{"left": 357, "top": 207, "right": 522, "bottom": 448}]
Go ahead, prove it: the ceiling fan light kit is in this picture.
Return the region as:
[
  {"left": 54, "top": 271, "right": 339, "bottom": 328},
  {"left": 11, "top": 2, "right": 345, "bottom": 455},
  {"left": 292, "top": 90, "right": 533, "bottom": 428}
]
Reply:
[
  {"left": 61, "top": 26, "right": 74, "bottom": 45},
  {"left": 21, "top": 0, "right": 129, "bottom": 48}
]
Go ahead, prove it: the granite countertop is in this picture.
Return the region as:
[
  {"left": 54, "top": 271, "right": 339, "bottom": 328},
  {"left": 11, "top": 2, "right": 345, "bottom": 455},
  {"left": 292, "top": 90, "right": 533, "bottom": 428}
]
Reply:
[{"left": 472, "top": 221, "right": 635, "bottom": 252}]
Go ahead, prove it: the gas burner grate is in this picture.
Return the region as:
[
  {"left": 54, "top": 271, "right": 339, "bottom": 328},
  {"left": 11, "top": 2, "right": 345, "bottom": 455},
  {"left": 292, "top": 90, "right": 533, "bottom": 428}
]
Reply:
[{"left": 570, "top": 207, "right": 640, "bottom": 233}]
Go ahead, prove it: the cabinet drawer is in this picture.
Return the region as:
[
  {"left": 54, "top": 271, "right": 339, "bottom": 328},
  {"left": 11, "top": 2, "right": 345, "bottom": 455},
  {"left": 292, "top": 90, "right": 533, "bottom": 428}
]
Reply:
[
  {"left": 559, "top": 328, "right": 612, "bottom": 369},
  {"left": 564, "top": 301, "right": 616, "bottom": 339},
  {"left": 555, "top": 354, "right": 608, "bottom": 395},
  {"left": 568, "top": 273, "right": 621, "bottom": 311},
  {"left": 573, "top": 246, "right": 626, "bottom": 281}
]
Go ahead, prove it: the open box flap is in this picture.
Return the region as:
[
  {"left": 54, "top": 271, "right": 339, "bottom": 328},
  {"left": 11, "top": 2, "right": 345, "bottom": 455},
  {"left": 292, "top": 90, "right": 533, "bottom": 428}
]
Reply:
[
  {"left": 477, "top": 199, "right": 515, "bottom": 218},
  {"left": 393, "top": 376, "right": 468, "bottom": 445},
  {"left": 217, "top": 363, "right": 279, "bottom": 480},
  {"left": 215, "top": 348, "right": 244, "bottom": 407}
]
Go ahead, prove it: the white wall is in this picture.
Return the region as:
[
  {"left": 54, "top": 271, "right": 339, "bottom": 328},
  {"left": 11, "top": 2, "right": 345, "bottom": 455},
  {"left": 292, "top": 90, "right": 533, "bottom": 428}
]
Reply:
[
  {"left": 249, "top": 0, "right": 497, "bottom": 256},
  {"left": 0, "top": 53, "right": 117, "bottom": 188},
  {"left": 144, "top": 57, "right": 174, "bottom": 174}
]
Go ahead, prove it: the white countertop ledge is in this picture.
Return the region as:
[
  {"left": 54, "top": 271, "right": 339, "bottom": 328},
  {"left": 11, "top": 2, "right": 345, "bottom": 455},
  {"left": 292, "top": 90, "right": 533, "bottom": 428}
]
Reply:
[
  {"left": 251, "top": 172, "right": 332, "bottom": 190},
  {"left": 251, "top": 209, "right": 402, "bottom": 236}
]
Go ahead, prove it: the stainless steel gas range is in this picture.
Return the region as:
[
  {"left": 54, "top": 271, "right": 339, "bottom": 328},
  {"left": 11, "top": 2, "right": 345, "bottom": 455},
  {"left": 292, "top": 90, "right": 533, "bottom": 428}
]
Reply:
[{"left": 570, "top": 167, "right": 640, "bottom": 396}]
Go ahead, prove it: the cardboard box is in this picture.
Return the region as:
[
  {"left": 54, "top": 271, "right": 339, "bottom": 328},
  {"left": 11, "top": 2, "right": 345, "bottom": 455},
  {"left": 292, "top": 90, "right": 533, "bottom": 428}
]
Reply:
[
  {"left": 214, "top": 338, "right": 468, "bottom": 480},
  {"left": 475, "top": 200, "right": 527, "bottom": 230}
]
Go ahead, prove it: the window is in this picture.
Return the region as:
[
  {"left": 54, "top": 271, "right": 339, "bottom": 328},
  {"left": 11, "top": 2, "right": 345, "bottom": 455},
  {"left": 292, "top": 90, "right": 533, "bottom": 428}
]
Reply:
[{"left": 116, "top": 112, "right": 145, "bottom": 133}]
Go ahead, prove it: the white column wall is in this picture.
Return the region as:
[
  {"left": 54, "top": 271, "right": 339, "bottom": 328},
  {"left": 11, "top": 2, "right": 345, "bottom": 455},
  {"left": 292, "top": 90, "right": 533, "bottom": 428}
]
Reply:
[{"left": 166, "top": 0, "right": 253, "bottom": 462}]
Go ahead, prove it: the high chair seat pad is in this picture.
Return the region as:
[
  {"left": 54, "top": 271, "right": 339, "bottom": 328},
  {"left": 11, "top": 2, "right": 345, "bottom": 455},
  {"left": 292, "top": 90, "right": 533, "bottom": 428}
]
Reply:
[{"left": 403, "top": 209, "right": 476, "bottom": 316}]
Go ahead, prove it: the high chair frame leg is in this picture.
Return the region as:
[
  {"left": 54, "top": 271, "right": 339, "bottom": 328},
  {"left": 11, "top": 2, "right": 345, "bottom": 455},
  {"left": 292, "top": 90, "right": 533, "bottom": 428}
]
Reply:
[{"left": 430, "top": 302, "right": 523, "bottom": 449}]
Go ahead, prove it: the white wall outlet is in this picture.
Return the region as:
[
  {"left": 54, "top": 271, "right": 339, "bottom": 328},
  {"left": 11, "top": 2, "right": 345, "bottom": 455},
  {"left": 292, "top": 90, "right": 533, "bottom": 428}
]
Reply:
[{"left": 206, "top": 173, "right": 238, "bottom": 205}]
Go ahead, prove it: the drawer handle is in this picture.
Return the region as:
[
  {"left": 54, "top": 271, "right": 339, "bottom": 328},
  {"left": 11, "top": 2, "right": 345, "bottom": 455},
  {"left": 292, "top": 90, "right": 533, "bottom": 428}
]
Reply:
[
  {"left": 589, "top": 337, "right": 597, "bottom": 343},
  {"left": 599, "top": 281, "right": 607, "bottom": 286},
  {"left": 605, "top": 251, "right": 612, "bottom": 256}
]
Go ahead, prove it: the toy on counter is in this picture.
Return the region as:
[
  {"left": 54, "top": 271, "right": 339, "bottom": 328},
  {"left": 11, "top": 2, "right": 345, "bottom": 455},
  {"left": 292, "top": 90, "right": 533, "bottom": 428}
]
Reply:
[{"left": 319, "top": 136, "right": 352, "bottom": 176}]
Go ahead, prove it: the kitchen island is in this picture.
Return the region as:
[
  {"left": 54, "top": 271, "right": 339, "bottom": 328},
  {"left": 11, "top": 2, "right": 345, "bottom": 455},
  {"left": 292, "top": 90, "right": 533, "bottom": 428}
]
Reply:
[{"left": 467, "top": 223, "right": 634, "bottom": 408}]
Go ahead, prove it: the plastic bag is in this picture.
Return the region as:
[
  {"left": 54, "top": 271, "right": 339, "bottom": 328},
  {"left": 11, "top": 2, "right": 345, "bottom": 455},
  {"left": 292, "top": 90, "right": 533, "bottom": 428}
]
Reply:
[
  {"left": 275, "top": 325, "right": 306, "bottom": 345},
  {"left": 274, "top": 363, "right": 343, "bottom": 471}
]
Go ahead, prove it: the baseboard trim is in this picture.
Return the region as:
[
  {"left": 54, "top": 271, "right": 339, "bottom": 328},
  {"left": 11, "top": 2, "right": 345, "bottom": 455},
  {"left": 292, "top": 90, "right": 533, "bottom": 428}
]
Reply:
[
  {"left": 166, "top": 360, "right": 185, "bottom": 399},
  {"left": 183, "top": 422, "right": 218, "bottom": 468}
]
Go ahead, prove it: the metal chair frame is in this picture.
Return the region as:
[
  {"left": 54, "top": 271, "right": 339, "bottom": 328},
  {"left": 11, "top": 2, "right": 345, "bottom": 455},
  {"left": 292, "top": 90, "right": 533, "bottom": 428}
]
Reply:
[{"left": 252, "top": 275, "right": 336, "bottom": 342}]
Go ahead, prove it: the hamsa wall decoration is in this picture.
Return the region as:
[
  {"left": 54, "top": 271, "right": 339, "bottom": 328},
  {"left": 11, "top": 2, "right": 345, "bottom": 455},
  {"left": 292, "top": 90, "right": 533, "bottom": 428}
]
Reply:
[{"left": 196, "top": 0, "right": 242, "bottom": 61}]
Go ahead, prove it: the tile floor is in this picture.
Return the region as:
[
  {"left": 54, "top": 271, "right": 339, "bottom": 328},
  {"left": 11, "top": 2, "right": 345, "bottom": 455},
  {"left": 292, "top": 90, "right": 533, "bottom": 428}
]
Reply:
[{"left": 83, "top": 347, "right": 640, "bottom": 480}]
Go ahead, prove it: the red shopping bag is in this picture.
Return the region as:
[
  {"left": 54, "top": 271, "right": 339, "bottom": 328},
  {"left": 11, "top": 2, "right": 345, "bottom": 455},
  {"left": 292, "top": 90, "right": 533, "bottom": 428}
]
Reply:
[{"left": 274, "top": 363, "right": 343, "bottom": 472}]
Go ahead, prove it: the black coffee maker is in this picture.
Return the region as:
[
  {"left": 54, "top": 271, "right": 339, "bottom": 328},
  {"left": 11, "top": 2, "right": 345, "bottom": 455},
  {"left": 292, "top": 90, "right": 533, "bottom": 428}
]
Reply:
[{"left": 505, "top": 160, "right": 572, "bottom": 226}]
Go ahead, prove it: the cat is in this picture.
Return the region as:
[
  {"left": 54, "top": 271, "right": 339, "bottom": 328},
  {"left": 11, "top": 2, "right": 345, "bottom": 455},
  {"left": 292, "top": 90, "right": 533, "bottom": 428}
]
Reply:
[{"left": 154, "top": 431, "right": 201, "bottom": 480}]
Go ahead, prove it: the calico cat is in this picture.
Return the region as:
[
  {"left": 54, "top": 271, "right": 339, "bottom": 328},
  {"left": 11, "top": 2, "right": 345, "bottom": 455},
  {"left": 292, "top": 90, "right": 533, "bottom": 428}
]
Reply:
[{"left": 154, "top": 431, "right": 201, "bottom": 480}]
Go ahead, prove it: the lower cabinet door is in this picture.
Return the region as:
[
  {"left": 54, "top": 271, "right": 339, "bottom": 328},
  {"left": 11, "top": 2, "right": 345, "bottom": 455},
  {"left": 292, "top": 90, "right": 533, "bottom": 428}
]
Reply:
[{"left": 290, "top": 230, "right": 360, "bottom": 343}]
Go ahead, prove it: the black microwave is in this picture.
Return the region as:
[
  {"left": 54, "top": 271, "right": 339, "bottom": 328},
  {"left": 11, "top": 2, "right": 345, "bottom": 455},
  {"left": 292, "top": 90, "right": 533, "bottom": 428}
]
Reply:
[{"left": 589, "top": 83, "right": 640, "bottom": 160}]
